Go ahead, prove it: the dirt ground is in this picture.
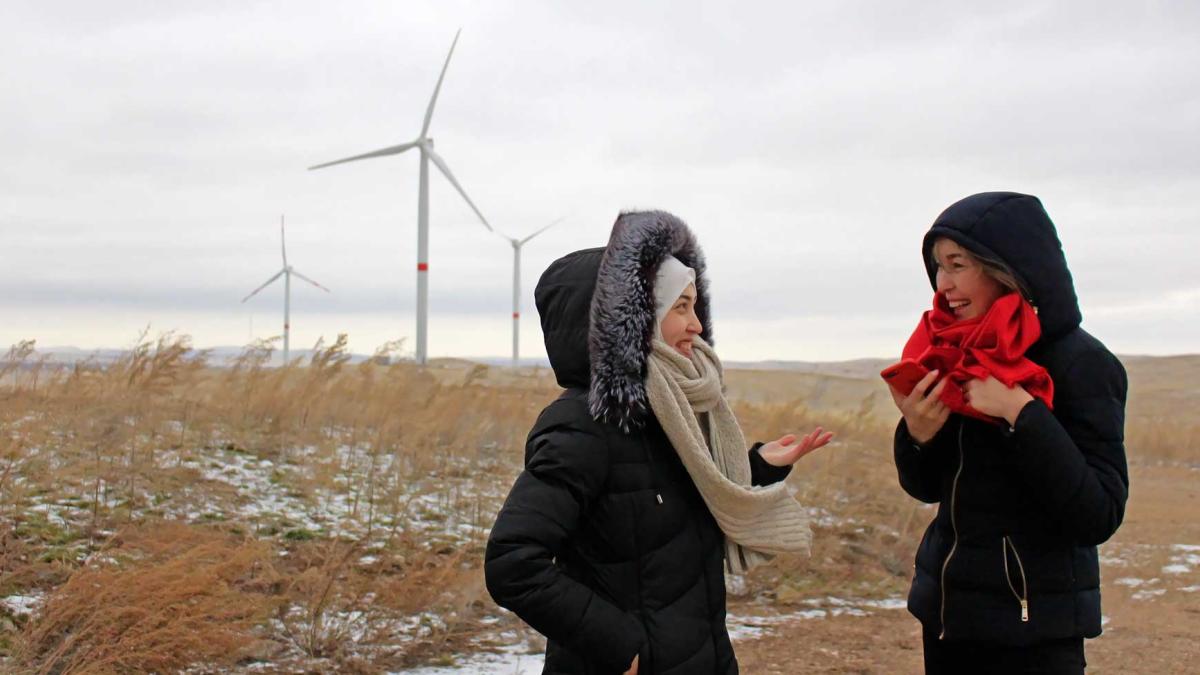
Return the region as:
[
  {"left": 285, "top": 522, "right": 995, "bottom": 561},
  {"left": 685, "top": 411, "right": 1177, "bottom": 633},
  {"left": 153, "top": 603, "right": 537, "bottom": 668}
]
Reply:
[{"left": 733, "top": 463, "right": 1200, "bottom": 674}]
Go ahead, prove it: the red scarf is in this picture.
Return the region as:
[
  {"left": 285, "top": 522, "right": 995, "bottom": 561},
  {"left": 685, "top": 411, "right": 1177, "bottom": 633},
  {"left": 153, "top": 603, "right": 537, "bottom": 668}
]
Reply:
[{"left": 902, "top": 292, "right": 1054, "bottom": 423}]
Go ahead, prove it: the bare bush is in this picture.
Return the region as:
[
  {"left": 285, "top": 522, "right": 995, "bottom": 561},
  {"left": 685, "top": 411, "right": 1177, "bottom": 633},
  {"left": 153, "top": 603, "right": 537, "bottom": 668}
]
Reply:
[{"left": 17, "top": 522, "right": 274, "bottom": 674}]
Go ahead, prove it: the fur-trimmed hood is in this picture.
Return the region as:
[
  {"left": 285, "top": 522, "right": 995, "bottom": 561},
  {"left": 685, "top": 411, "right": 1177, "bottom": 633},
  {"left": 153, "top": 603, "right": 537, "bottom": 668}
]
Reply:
[{"left": 588, "top": 210, "right": 712, "bottom": 431}]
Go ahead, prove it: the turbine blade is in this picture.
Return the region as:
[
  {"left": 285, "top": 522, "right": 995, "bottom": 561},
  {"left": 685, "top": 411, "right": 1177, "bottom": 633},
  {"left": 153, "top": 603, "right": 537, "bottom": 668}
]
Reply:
[
  {"left": 520, "top": 216, "right": 566, "bottom": 245},
  {"left": 280, "top": 215, "right": 288, "bottom": 266},
  {"left": 426, "top": 148, "right": 492, "bottom": 232},
  {"left": 241, "top": 269, "right": 285, "bottom": 303},
  {"left": 421, "top": 29, "right": 461, "bottom": 138},
  {"left": 291, "top": 269, "right": 331, "bottom": 293},
  {"left": 308, "top": 141, "right": 419, "bottom": 170}
]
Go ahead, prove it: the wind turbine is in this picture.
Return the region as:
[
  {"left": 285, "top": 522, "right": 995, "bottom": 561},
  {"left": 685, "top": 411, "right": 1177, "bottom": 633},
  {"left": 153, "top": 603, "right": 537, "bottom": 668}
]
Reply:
[
  {"left": 494, "top": 218, "right": 564, "bottom": 367},
  {"left": 241, "top": 216, "right": 331, "bottom": 364},
  {"left": 308, "top": 29, "right": 492, "bottom": 365}
]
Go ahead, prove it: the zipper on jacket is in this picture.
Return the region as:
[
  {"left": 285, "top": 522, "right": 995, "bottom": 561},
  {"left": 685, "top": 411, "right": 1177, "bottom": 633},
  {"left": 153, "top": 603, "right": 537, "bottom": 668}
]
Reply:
[
  {"left": 939, "top": 420, "right": 965, "bottom": 640},
  {"left": 642, "top": 436, "right": 664, "bottom": 505},
  {"left": 1002, "top": 536, "right": 1031, "bottom": 623},
  {"left": 630, "top": 439, "right": 653, "bottom": 673}
]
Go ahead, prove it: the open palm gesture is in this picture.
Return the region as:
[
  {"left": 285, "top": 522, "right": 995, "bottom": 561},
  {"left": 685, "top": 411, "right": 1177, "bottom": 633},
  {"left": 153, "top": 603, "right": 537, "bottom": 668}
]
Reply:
[{"left": 758, "top": 427, "right": 835, "bottom": 467}]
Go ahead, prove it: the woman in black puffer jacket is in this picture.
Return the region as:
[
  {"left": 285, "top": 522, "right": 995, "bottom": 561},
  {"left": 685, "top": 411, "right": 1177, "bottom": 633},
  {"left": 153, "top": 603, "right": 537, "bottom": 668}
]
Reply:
[
  {"left": 485, "top": 210, "right": 829, "bottom": 674},
  {"left": 890, "top": 192, "right": 1129, "bottom": 674}
]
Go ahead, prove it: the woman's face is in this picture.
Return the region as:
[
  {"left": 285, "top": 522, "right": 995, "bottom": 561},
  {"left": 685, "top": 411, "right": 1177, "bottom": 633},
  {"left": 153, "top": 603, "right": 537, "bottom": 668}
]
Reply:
[
  {"left": 932, "top": 238, "right": 1008, "bottom": 321},
  {"left": 660, "top": 283, "right": 703, "bottom": 357}
]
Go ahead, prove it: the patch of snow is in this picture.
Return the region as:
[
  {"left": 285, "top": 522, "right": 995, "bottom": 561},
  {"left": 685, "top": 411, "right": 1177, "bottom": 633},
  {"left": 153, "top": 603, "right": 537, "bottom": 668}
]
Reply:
[
  {"left": 1180, "top": 585, "right": 1200, "bottom": 593},
  {"left": 727, "top": 610, "right": 827, "bottom": 640},
  {"left": 401, "top": 640, "right": 545, "bottom": 674},
  {"left": 1131, "top": 588, "right": 1167, "bottom": 601},
  {"left": 1162, "top": 564, "right": 1191, "bottom": 575},
  {"left": 726, "top": 595, "right": 906, "bottom": 641},
  {"left": 801, "top": 596, "right": 905, "bottom": 611},
  {"left": 154, "top": 444, "right": 503, "bottom": 553},
  {"left": 860, "top": 598, "right": 908, "bottom": 611},
  {"left": 26, "top": 502, "right": 69, "bottom": 525},
  {"left": 815, "top": 596, "right": 852, "bottom": 607},
  {"left": 806, "top": 506, "right": 858, "bottom": 529},
  {"left": 1169, "top": 552, "right": 1200, "bottom": 568},
  {"left": 1114, "top": 577, "right": 1149, "bottom": 588},
  {"left": 0, "top": 593, "right": 43, "bottom": 617}
]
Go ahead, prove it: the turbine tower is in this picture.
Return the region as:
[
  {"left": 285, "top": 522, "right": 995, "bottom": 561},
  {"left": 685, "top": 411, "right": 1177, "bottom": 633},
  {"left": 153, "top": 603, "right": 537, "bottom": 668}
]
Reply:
[
  {"left": 242, "top": 215, "right": 331, "bottom": 364},
  {"left": 308, "top": 29, "right": 491, "bottom": 365},
  {"left": 494, "top": 218, "right": 563, "bottom": 367}
]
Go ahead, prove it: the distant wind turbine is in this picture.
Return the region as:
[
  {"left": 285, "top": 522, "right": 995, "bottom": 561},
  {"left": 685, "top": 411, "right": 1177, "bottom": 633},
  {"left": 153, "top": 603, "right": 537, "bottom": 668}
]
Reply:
[
  {"left": 308, "top": 29, "right": 491, "bottom": 365},
  {"left": 241, "top": 216, "right": 331, "bottom": 364},
  {"left": 495, "top": 218, "right": 564, "bottom": 367}
]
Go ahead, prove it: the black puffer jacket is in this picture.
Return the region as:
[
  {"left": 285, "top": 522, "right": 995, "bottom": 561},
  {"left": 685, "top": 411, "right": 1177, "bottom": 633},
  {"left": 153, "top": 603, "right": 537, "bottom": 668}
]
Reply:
[
  {"left": 485, "top": 213, "right": 789, "bottom": 674},
  {"left": 895, "top": 192, "right": 1129, "bottom": 646}
]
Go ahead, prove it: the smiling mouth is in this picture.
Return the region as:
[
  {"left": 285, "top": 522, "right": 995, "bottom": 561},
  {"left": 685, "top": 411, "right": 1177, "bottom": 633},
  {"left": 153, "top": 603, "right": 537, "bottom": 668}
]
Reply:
[{"left": 948, "top": 299, "right": 971, "bottom": 314}]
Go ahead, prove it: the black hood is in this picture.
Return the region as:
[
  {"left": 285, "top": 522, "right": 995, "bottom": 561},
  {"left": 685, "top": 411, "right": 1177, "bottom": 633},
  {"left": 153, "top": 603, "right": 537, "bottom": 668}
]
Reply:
[
  {"left": 922, "top": 192, "right": 1082, "bottom": 340},
  {"left": 588, "top": 210, "right": 711, "bottom": 431},
  {"left": 534, "top": 247, "right": 605, "bottom": 390}
]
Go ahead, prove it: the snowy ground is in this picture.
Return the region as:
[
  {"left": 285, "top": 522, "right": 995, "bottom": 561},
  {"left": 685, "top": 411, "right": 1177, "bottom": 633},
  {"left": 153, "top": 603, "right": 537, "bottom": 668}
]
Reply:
[
  {"left": 7, "top": 438, "right": 1197, "bottom": 673},
  {"left": 371, "top": 595, "right": 910, "bottom": 673},
  {"left": 1101, "top": 542, "right": 1200, "bottom": 603}
]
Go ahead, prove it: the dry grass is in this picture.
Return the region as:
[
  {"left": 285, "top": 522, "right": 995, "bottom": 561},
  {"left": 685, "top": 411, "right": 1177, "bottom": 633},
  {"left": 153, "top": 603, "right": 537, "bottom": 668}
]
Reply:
[
  {"left": 0, "top": 335, "right": 1192, "bottom": 672},
  {"left": 0, "top": 333, "right": 557, "bottom": 671},
  {"left": 17, "top": 522, "right": 273, "bottom": 674}
]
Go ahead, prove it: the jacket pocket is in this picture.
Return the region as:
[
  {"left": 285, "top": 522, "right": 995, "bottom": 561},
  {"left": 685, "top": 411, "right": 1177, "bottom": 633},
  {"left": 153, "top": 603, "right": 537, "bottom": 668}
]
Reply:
[{"left": 1002, "top": 536, "right": 1030, "bottom": 623}]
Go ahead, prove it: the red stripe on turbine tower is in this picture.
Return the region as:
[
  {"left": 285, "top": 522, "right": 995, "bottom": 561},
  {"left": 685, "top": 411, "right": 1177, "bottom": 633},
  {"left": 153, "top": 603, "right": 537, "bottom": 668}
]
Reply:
[
  {"left": 417, "top": 262, "right": 429, "bottom": 271},
  {"left": 513, "top": 312, "right": 519, "bottom": 319}
]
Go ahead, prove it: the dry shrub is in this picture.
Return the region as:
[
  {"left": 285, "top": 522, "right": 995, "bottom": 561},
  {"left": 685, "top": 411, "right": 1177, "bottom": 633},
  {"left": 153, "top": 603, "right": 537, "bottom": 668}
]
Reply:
[
  {"left": 274, "top": 540, "right": 364, "bottom": 659},
  {"left": 17, "top": 521, "right": 275, "bottom": 674},
  {"left": 272, "top": 540, "right": 484, "bottom": 669}
]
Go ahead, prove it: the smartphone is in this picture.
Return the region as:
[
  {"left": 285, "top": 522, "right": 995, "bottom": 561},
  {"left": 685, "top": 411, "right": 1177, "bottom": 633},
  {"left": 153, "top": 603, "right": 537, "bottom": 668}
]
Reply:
[{"left": 880, "top": 359, "right": 932, "bottom": 397}]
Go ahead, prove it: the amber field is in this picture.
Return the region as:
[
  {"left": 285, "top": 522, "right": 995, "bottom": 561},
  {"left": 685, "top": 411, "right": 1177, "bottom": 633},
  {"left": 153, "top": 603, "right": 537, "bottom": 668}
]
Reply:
[{"left": 0, "top": 335, "right": 1196, "bottom": 674}]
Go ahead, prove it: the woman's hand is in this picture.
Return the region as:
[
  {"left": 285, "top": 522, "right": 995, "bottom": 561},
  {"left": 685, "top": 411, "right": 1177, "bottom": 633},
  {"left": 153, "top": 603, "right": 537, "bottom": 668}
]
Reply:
[
  {"left": 964, "top": 376, "right": 1033, "bottom": 425},
  {"left": 759, "top": 427, "right": 835, "bottom": 467},
  {"left": 623, "top": 654, "right": 639, "bottom": 675},
  {"left": 889, "top": 370, "right": 950, "bottom": 445}
]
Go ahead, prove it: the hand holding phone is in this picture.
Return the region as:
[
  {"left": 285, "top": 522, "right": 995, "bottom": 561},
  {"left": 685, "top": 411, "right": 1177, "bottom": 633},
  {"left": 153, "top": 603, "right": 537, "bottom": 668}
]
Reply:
[
  {"left": 880, "top": 359, "right": 931, "bottom": 397},
  {"left": 883, "top": 363, "right": 950, "bottom": 445}
]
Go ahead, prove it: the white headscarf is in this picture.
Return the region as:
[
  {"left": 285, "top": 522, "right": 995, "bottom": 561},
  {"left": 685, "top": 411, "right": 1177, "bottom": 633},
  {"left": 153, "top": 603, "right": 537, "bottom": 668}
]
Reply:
[{"left": 653, "top": 255, "right": 696, "bottom": 339}]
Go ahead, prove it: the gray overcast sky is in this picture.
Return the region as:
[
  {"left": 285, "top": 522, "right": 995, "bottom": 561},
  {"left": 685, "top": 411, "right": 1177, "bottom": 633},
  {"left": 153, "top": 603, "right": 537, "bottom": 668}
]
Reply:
[{"left": 2, "top": 0, "right": 1197, "bottom": 361}]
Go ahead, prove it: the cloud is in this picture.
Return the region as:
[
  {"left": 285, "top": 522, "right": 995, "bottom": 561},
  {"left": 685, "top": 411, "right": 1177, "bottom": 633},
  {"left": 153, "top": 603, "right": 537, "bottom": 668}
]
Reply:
[{"left": 1, "top": 0, "right": 1197, "bottom": 358}]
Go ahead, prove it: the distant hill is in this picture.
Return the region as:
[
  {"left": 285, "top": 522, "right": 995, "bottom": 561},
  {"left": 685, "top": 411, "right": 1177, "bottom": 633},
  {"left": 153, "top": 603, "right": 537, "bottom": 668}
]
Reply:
[{"left": 725, "top": 358, "right": 894, "bottom": 380}]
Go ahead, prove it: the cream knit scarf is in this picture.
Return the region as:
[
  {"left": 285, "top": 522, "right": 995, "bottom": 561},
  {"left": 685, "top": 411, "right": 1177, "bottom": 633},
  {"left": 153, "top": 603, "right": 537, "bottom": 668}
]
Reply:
[{"left": 645, "top": 337, "right": 811, "bottom": 574}]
